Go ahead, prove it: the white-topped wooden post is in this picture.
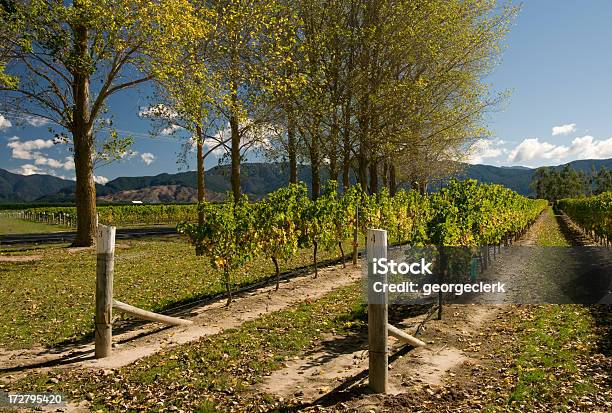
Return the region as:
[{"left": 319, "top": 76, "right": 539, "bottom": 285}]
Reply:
[
  {"left": 367, "top": 229, "right": 388, "bottom": 393},
  {"left": 95, "top": 224, "right": 116, "bottom": 358}
]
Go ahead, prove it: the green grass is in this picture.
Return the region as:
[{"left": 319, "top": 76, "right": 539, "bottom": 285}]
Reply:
[
  {"left": 535, "top": 207, "right": 571, "bottom": 247},
  {"left": 0, "top": 237, "right": 360, "bottom": 349},
  {"left": 0, "top": 215, "right": 71, "bottom": 235},
  {"left": 499, "top": 305, "right": 606, "bottom": 411},
  {"left": 8, "top": 282, "right": 366, "bottom": 412},
  {"left": 507, "top": 209, "right": 608, "bottom": 410}
]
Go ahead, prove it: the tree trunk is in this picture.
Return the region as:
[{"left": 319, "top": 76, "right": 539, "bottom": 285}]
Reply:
[
  {"left": 338, "top": 241, "right": 345, "bottom": 268},
  {"left": 71, "top": 24, "right": 96, "bottom": 247},
  {"left": 224, "top": 268, "right": 232, "bottom": 306},
  {"left": 381, "top": 160, "right": 388, "bottom": 190},
  {"left": 389, "top": 162, "right": 397, "bottom": 196},
  {"left": 369, "top": 158, "right": 378, "bottom": 195},
  {"left": 357, "top": 96, "right": 369, "bottom": 192},
  {"left": 229, "top": 112, "right": 241, "bottom": 204},
  {"left": 358, "top": 143, "right": 368, "bottom": 192},
  {"left": 352, "top": 205, "right": 359, "bottom": 265},
  {"left": 329, "top": 110, "right": 339, "bottom": 183},
  {"left": 287, "top": 108, "right": 297, "bottom": 184},
  {"left": 196, "top": 125, "right": 205, "bottom": 209},
  {"left": 341, "top": 92, "right": 352, "bottom": 192},
  {"left": 419, "top": 180, "right": 428, "bottom": 195},
  {"left": 72, "top": 128, "right": 97, "bottom": 247},
  {"left": 309, "top": 127, "right": 320, "bottom": 200},
  {"left": 195, "top": 125, "right": 205, "bottom": 256},
  {"left": 313, "top": 240, "right": 318, "bottom": 278}
]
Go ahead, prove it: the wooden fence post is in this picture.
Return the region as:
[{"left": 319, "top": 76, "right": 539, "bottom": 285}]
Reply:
[
  {"left": 352, "top": 206, "right": 359, "bottom": 265},
  {"left": 95, "top": 224, "right": 116, "bottom": 358},
  {"left": 367, "top": 228, "right": 388, "bottom": 393}
]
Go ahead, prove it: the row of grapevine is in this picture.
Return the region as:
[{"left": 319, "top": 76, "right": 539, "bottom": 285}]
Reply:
[
  {"left": 429, "top": 180, "right": 548, "bottom": 246},
  {"left": 13, "top": 204, "right": 198, "bottom": 227},
  {"left": 1, "top": 210, "right": 76, "bottom": 227},
  {"left": 558, "top": 192, "right": 612, "bottom": 245},
  {"left": 179, "top": 180, "right": 547, "bottom": 304}
]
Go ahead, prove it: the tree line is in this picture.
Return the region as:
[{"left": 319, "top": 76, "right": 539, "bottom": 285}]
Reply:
[
  {"left": 0, "top": 0, "right": 517, "bottom": 246},
  {"left": 531, "top": 165, "right": 612, "bottom": 202}
]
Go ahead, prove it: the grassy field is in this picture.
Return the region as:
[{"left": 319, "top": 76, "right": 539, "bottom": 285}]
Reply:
[
  {"left": 0, "top": 236, "right": 358, "bottom": 350},
  {"left": 0, "top": 215, "right": 70, "bottom": 235},
  {"left": 498, "top": 305, "right": 607, "bottom": 410}
]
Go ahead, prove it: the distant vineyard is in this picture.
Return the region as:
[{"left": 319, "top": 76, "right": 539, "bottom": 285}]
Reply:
[
  {"left": 558, "top": 192, "right": 612, "bottom": 244},
  {"left": 9, "top": 204, "right": 198, "bottom": 226}
]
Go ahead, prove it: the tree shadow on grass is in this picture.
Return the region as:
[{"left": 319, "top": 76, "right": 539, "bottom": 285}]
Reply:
[{"left": 587, "top": 305, "right": 612, "bottom": 358}]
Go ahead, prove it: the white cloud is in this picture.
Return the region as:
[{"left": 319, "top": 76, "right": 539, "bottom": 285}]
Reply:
[
  {"left": 566, "top": 135, "right": 612, "bottom": 159},
  {"left": 0, "top": 114, "right": 12, "bottom": 130},
  {"left": 63, "top": 157, "right": 75, "bottom": 170},
  {"left": 552, "top": 123, "right": 576, "bottom": 136},
  {"left": 467, "top": 139, "right": 506, "bottom": 164},
  {"left": 139, "top": 104, "right": 178, "bottom": 119},
  {"left": 34, "top": 157, "right": 64, "bottom": 169},
  {"left": 140, "top": 152, "right": 155, "bottom": 165},
  {"left": 94, "top": 175, "right": 109, "bottom": 185},
  {"left": 7, "top": 137, "right": 55, "bottom": 160},
  {"left": 507, "top": 135, "right": 612, "bottom": 165},
  {"left": 11, "top": 164, "right": 44, "bottom": 175},
  {"left": 507, "top": 138, "right": 567, "bottom": 163},
  {"left": 33, "top": 155, "right": 75, "bottom": 170},
  {"left": 24, "top": 115, "right": 50, "bottom": 127},
  {"left": 160, "top": 124, "right": 183, "bottom": 136},
  {"left": 6, "top": 137, "right": 75, "bottom": 172}
]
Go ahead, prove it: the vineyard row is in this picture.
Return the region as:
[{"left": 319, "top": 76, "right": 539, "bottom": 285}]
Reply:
[
  {"left": 176, "top": 180, "right": 548, "bottom": 301},
  {"left": 558, "top": 192, "right": 612, "bottom": 245}
]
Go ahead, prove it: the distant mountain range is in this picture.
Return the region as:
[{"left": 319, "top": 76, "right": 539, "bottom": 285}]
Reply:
[{"left": 2, "top": 158, "right": 612, "bottom": 204}]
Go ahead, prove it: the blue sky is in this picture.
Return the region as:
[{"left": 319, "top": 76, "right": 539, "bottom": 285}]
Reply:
[{"left": 1, "top": 0, "right": 612, "bottom": 183}]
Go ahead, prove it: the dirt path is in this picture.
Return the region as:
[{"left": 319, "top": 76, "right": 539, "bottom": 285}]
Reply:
[
  {"left": 260, "top": 303, "right": 500, "bottom": 406},
  {"left": 471, "top": 209, "right": 611, "bottom": 305},
  {"left": 0, "top": 261, "right": 362, "bottom": 378}
]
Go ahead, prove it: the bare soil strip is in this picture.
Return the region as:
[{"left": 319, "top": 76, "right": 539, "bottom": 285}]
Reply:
[{"left": 260, "top": 303, "right": 501, "bottom": 405}]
